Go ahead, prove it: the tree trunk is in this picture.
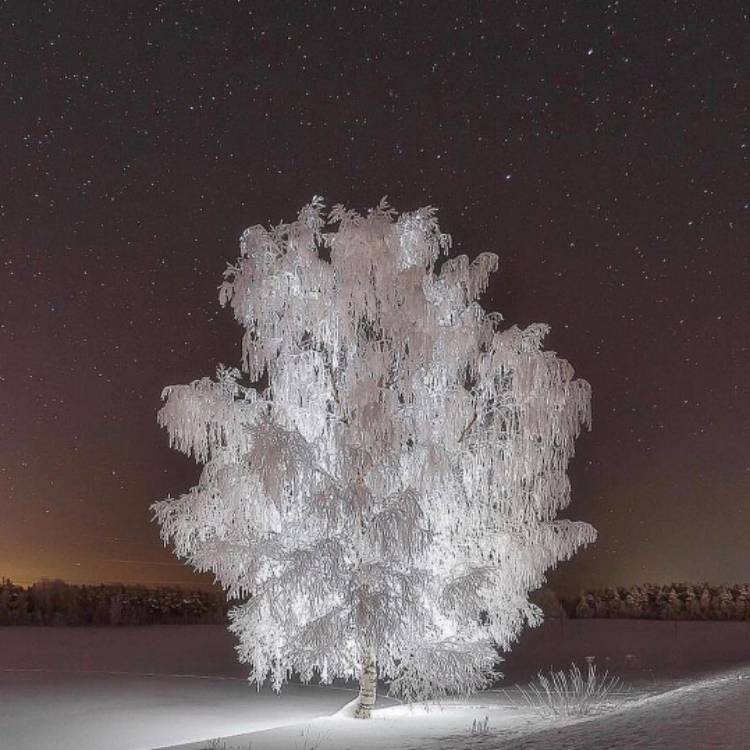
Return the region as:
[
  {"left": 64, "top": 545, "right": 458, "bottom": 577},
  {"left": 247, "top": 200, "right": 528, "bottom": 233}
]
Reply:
[{"left": 354, "top": 654, "right": 377, "bottom": 719}]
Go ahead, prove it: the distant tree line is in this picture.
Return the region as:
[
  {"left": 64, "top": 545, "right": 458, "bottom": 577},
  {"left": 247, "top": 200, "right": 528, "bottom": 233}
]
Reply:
[
  {"left": 562, "top": 583, "right": 750, "bottom": 621},
  {"left": 5, "top": 579, "right": 749, "bottom": 626},
  {"left": 0, "top": 579, "right": 228, "bottom": 625}
]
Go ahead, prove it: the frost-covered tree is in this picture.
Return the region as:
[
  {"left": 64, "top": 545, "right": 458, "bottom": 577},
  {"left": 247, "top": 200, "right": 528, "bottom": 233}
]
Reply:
[{"left": 152, "top": 197, "right": 595, "bottom": 717}]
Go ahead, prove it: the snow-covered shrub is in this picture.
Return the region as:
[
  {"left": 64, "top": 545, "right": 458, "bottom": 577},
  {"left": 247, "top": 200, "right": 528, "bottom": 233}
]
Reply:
[
  {"left": 470, "top": 715, "right": 491, "bottom": 735},
  {"left": 512, "top": 662, "right": 624, "bottom": 718}
]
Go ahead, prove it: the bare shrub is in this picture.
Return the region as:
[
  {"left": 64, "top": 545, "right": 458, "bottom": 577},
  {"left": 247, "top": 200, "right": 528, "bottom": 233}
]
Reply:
[
  {"left": 510, "top": 662, "right": 624, "bottom": 718},
  {"left": 470, "top": 715, "right": 491, "bottom": 735}
]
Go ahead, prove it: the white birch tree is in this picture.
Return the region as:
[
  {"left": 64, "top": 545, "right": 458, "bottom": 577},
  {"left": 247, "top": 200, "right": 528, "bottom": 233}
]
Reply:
[{"left": 152, "top": 197, "right": 596, "bottom": 717}]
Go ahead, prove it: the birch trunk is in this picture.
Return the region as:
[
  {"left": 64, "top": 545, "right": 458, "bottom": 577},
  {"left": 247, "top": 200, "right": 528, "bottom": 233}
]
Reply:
[{"left": 354, "top": 654, "right": 377, "bottom": 719}]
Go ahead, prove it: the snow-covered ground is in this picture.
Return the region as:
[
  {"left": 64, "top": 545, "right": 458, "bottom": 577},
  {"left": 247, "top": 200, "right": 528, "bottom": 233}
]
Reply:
[
  {"left": 161, "top": 667, "right": 750, "bottom": 750},
  {"left": 487, "top": 669, "right": 750, "bottom": 749},
  {"left": 0, "top": 669, "right": 353, "bottom": 750},
  {"left": 2, "top": 622, "right": 749, "bottom": 750}
]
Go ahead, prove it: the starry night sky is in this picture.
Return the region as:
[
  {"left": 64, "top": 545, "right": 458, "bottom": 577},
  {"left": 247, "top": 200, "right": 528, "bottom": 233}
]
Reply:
[{"left": 1, "top": 2, "right": 748, "bottom": 593}]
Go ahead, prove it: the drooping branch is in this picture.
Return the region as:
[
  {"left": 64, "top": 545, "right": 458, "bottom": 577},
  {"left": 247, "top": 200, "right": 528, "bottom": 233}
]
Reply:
[{"left": 458, "top": 409, "right": 478, "bottom": 443}]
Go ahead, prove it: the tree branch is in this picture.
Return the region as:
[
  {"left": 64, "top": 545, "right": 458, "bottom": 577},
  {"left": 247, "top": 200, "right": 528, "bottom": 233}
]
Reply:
[{"left": 458, "top": 409, "right": 478, "bottom": 443}]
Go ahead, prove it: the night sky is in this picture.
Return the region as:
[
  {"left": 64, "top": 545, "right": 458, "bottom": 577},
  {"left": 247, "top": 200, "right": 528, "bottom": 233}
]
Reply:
[{"left": 2, "top": 2, "right": 749, "bottom": 593}]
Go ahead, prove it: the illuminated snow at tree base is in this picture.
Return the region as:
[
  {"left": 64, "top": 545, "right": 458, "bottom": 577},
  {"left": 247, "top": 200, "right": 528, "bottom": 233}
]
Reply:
[{"left": 153, "top": 198, "right": 596, "bottom": 711}]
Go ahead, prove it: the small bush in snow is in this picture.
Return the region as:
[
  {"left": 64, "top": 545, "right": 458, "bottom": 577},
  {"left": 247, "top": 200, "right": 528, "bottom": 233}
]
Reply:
[
  {"left": 205, "top": 739, "right": 244, "bottom": 750},
  {"left": 470, "top": 715, "right": 491, "bottom": 735},
  {"left": 512, "top": 662, "right": 624, "bottom": 718}
]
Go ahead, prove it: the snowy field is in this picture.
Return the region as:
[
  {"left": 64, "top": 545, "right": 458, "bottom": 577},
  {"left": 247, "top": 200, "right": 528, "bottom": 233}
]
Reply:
[
  {"left": 167, "top": 668, "right": 750, "bottom": 750},
  {"left": 2, "top": 621, "right": 749, "bottom": 750},
  {"left": 0, "top": 670, "right": 354, "bottom": 750}
]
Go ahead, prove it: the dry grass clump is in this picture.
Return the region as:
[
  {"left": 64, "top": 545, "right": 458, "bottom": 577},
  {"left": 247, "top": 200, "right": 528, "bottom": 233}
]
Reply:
[{"left": 511, "top": 662, "right": 624, "bottom": 718}]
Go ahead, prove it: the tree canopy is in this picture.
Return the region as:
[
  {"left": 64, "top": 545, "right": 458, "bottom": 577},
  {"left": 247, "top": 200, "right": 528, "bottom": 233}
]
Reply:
[{"left": 153, "top": 198, "right": 595, "bottom": 706}]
